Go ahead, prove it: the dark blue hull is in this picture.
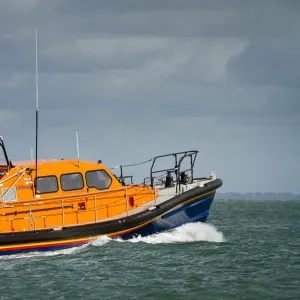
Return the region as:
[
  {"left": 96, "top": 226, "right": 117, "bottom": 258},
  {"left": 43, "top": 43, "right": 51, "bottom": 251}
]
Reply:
[
  {"left": 119, "top": 192, "right": 215, "bottom": 239},
  {"left": 0, "top": 179, "right": 222, "bottom": 256}
]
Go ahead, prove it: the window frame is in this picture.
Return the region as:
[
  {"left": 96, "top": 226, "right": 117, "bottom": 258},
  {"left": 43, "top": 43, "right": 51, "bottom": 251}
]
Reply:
[
  {"left": 60, "top": 172, "right": 84, "bottom": 192},
  {"left": 35, "top": 175, "right": 59, "bottom": 194},
  {"left": 85, "top": 169, "right": 112, "bottom": 191},
  {"left": 1, "top": 187, "right": 18, "bottom": 202}
]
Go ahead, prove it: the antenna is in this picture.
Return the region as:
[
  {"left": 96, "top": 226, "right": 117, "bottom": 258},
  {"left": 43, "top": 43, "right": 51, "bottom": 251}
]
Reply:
[
  {"left": 76, "top": 130, "right": 80, "bottom": 167},
  {"left": 35, "top": 28, "right": 39, "bottom": 192}
]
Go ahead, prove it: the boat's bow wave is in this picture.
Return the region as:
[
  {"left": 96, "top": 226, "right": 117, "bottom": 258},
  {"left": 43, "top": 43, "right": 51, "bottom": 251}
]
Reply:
[{"left": 92, "top": 222, "right": 225, "bottom": 245}]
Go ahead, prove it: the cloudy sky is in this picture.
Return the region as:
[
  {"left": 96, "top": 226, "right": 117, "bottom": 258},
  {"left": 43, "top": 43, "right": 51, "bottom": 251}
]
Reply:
[{"left": 0, "top": 0, "right": 299, "bottom": 193}]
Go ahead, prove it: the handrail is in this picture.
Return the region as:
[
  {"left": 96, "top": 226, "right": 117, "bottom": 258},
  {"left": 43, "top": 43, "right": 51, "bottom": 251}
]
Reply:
[
  {"left": 117, "top": 175, "right": 133, "bottom": 185},
  {"left": 0, "top": 168, "right": 27, "bottom": 185},
  {"left": 176, "top": 151, "right": 196, "bottom": 194},
  {"left": 150, "top": 150, "right": 198, "bottom": 189},
  {"left": 1, "top": 188, "right": 153, "bottom": 212},
  {"left": 104, "top": 150, "right": 199, "bottom": 189},
  {"left": 0, "top": 185, "right": 158, "bottom": 232},
  {"left": 0, "top": 184, "right": 156, "bottom": 227},
  {"left": 0, "top": 184, "right": 145, "bottom": 207},
  {"left": 28, "top": 203, "right": 36, "bottom": 230},
  {"left": 0, "top": 168, "right": 27, "bottom": 202}
]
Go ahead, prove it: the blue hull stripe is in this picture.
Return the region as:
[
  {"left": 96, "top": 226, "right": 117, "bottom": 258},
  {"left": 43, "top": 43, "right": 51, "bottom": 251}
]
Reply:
[{"left": 162, "top": 195, "right": 213, "bottom": 219}]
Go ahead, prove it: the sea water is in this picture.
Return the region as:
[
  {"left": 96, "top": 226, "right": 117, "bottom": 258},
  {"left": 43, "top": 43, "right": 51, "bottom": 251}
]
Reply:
[{"left": 0, "top": 200, "right": 299, "bottom": 300}]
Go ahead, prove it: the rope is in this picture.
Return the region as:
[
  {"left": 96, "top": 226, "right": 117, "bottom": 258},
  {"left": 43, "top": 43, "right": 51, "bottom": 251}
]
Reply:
[{"left": 109, "top": 158, "right": 153, "bottom": 170}]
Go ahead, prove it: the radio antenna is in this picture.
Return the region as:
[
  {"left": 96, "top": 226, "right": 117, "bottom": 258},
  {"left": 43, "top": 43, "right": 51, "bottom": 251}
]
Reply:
[
  {"left": 76, "top": 130, "right": 80, "bottom": 167},
  {"left": 35, "top": 28, "right": 39, "bottom": 193}
]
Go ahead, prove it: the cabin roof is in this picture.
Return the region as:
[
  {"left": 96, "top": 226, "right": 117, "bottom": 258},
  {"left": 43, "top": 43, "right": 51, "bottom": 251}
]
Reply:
[
  {"left": 12, "top": 159, "right": 100, "bottom": 166},
  {"left": 6, "top": 160, "right": 108, "bottom": 176}
]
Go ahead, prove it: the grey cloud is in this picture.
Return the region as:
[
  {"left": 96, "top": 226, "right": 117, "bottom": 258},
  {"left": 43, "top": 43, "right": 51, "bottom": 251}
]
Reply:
[
  {"left": 2, "top": 0, "right": 299, "bottom": 40},
  {"left": 43, "top": 0, "right": 300, "bottom": 39},
  {"left": 228, "top": 37, "right": 300, "bottom": 87},
  {"left": 0, "top": 0, "right": 299, "bottom": 193}
]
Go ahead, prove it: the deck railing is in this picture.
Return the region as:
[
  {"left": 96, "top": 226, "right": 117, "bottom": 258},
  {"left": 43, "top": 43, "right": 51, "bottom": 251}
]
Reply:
[{"left": 0, "top": 184, "right": 157, "bottom": 233}]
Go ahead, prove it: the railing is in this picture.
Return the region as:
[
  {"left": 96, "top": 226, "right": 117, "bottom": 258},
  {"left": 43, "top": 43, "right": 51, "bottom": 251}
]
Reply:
[
  {"left": 117, "top": 175, "right": 133, "bottom": 185},
  {"left": 148, "top": 150, "right": 198, "bottom": 194},
  {"left": 113, "top": 150, "right": 199, "bottom": 194},
  {"left": 0, "top": 184, "right": 157, "bottom": 233},
  {"left": 112, "top": 158, "right": 153, "bottom": 186}
]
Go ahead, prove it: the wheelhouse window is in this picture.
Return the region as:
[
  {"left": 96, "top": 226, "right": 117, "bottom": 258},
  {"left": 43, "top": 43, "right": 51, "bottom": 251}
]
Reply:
[
  {"left": 61, "top": 172, "right": 84, "bottom": 191},
  {"left": 35, "top": 176, "right": 58, "bottom": 194},
  {"left": 1, "top": 188, "right": 17, "bottom": 202},
  {"left": 86, "top": 170, "right": 112, "bottom": 190}
]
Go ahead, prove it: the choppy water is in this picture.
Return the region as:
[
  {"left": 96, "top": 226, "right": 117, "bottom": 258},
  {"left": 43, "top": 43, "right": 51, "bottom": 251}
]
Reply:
[{"left": 1, "top": 200, "right": 299, "bottom": 300}]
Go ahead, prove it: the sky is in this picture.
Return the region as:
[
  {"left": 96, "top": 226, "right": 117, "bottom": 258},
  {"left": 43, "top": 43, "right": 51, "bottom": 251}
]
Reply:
[{"left": 0, "top": 0, "right": 299, "bottom": 193}]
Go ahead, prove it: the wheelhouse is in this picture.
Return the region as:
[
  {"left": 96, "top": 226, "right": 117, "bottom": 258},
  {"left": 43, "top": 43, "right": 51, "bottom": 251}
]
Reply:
[
  {"left": 0, "top": 159, "right": 122, "bottom": 203},
  {"left": 34, "top": 167, "right": 114, "bottom": 196}
]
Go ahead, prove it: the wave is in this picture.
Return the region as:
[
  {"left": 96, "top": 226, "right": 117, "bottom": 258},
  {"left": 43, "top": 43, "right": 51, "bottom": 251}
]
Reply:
[
  {"left": 92, "top": 222, "right": 225, "bottom": 246},
  {"left": 122, "top": 222, "right": 225, "bottom": 244},
  {"left": 1, "top": 244, "right": 89, "bottom": 260}
]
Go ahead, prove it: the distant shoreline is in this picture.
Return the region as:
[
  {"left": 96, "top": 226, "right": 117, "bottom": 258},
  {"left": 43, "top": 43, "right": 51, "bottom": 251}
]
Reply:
[{"left": 215, "top": 192, "right": 300, "bottom": 201}]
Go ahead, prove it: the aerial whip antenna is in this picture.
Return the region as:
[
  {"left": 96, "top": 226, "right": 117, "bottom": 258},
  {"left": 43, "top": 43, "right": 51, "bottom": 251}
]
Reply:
[
  {"left": 76, "top": 130, "right": 80, "bottom": 167},
  {"left": 35, "top": 28, "right": 39, "bottom": 194}
]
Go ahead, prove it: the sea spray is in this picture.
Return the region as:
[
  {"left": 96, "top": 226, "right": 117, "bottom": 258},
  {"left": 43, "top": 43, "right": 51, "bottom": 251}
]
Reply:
[
  {"left": 90, "top": 235, "right": 111, "bottom": 247},
  {"left": 91, "top": 222, "right": 225, "bottom": 246},
  {"left": 125, "top": 222, "right": 225, "bottom": 244}
]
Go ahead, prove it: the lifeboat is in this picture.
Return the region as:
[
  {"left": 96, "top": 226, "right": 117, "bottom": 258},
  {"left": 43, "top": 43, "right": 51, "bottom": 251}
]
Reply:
[{"left": 0, "top": 136, "right": 222, "bottom": 255}]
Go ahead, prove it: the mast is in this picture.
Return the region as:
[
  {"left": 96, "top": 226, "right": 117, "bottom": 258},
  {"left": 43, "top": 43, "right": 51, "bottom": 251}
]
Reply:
[
  {"left": 76, "top": 130, "right": 80, "bottom": 167},
  {"left": 35, "top": 28, "right": 39, "bottom": 189}
]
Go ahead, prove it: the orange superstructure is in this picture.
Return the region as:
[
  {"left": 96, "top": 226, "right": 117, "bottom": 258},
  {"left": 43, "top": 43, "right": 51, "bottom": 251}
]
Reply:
[{"left": 0, "top": 158, "right": 157, "bottom": 233}]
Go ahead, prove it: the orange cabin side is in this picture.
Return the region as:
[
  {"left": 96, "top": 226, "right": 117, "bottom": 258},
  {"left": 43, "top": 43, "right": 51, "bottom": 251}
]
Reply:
[{"left": 0, "top": 160, "right": 157, "bottom": 233}]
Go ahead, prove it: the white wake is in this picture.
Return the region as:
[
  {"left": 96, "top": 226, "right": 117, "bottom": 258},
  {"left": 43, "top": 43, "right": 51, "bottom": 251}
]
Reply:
[
  {"left": 92, "top": 222, "right": 225, "bottom": 246},
  {"left": 90, "top": 235, "right": 112, "bottom": 247},
  {"left": 124, "top": 222, "right": 225, "bottom": 244},
  {"left": 1, "top": 244, "right": 89, "bottom": 260}
]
